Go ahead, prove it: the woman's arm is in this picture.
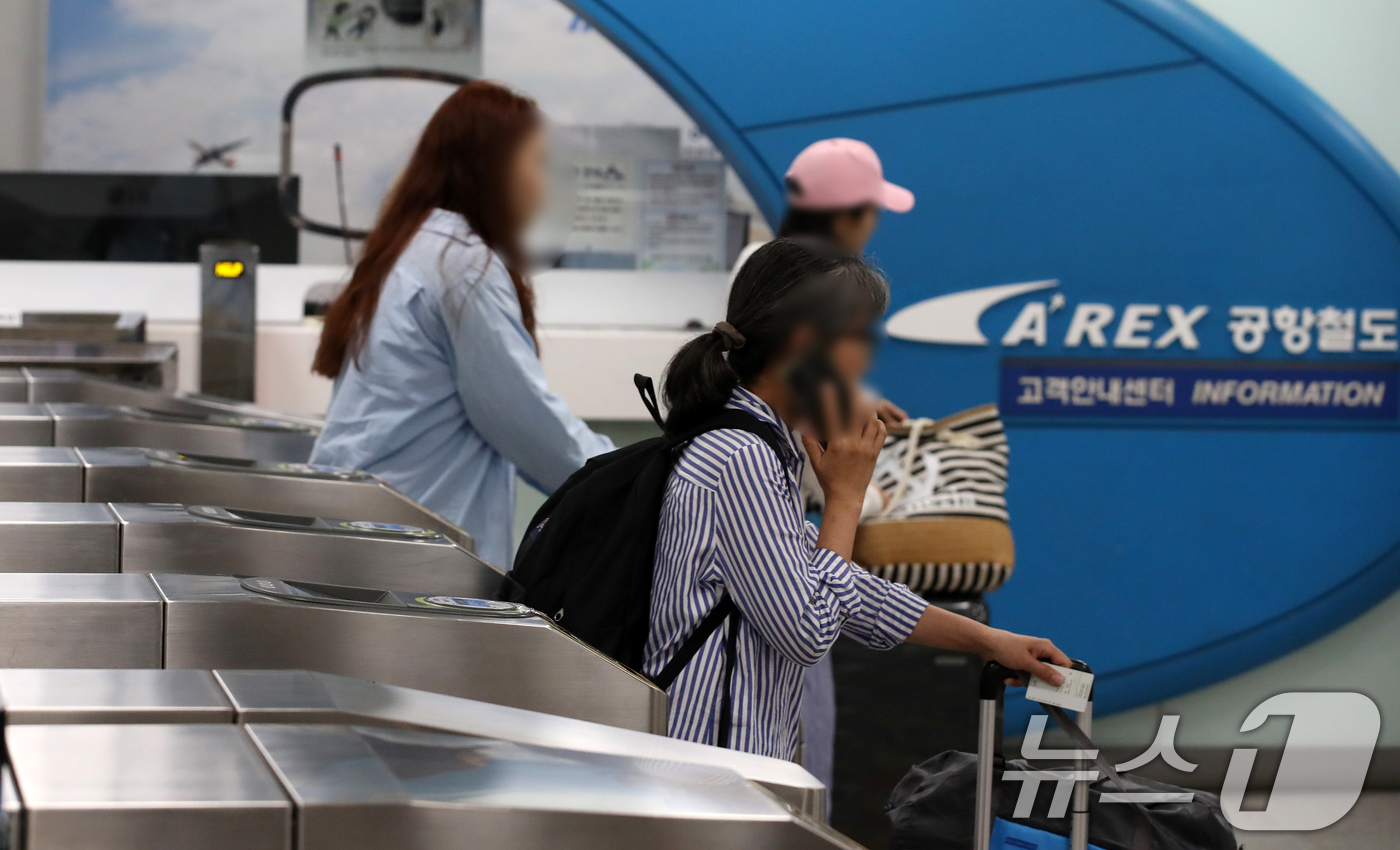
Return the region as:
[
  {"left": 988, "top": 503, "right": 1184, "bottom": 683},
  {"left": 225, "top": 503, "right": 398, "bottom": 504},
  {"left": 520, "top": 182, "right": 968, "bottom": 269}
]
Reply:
[
  {"left": 906, "top": 605, "right": 1070, "bottom": 685},
  {"left": 712, "top": 440, "right": 875, "bottom": 667},
  {"left": 445, "top": 257, "right": 612, "bottom": 493},
  {"left": 804, "top": 389, "right": 1070, "bottom": 684}
]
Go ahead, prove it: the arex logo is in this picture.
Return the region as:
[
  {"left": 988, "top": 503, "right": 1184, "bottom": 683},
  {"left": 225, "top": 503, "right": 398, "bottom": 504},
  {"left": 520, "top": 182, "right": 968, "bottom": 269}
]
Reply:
[
  {"left": 885, "top": 280, "right": 1399, "bottom": 355},
  {"left": 885, "top": 281, "right": 1400, "bottom": 423}
]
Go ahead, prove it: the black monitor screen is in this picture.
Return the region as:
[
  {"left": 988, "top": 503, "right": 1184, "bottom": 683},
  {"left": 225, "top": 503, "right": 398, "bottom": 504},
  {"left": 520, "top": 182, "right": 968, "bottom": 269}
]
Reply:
[{"left": 0, "top": 172, "right": 299, "bottom": 263}]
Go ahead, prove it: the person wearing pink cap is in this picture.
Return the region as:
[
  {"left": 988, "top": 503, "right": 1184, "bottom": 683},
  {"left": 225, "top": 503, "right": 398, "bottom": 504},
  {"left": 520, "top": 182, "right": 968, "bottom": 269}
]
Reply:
[
  {"left": 731, "top": 137, "right": 915, "bottom": 274},
  {"left": 780, "top": 136, "right": 915, "bottom": 250},
  {"left": 729, "top": 138, "right": 916, "bottom": 812}
]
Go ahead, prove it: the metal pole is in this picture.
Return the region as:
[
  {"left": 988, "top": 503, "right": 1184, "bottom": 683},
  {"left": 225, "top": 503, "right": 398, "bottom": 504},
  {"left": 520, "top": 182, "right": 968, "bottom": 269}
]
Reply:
[
  {"left": 974, "top": 696, "right": 998, "bottom": 850},
  {"left": 333, "top": 143, "right": 352, "bottom": 264},
  {"left": 1070, "top": 698, "right": 1094, "bottom": 850}
]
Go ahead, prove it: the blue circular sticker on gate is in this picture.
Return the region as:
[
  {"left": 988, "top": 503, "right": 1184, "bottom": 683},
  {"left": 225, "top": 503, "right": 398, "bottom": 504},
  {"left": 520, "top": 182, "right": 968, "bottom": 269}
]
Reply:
[
  {"left": 423, "top": 596, "right": 527, "bottom": 614},
  {"left": 339, "top": 521, "right": 436, "bottom": 537}
]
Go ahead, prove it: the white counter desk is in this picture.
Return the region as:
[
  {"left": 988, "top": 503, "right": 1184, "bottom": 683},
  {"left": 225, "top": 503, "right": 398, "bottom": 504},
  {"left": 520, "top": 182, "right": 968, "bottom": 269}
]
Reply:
[{"left": 0, "top": 261, "right": 726, "bottom": 420}]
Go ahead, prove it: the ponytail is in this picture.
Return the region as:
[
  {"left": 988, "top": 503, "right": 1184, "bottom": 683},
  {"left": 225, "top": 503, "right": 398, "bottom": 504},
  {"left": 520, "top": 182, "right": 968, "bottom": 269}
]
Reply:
[
  {"left": 660, "top": 331, "right": 740, "bottom": 432},
  {"left": 660, "top": 238, "right": 889, "bottom": 432}
]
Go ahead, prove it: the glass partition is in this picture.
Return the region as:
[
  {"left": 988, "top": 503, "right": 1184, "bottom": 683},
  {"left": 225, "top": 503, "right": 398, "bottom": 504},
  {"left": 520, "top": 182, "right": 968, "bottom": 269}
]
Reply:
[{"left": 39, "top": 0, "right": 770, "bottom": 267}]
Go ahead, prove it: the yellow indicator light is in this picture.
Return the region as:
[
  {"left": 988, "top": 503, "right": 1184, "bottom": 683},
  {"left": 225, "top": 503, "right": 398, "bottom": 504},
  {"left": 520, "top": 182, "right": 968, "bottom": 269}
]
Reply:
[{"left": 213, "top": 261, "right": 245, "bottom": 278}]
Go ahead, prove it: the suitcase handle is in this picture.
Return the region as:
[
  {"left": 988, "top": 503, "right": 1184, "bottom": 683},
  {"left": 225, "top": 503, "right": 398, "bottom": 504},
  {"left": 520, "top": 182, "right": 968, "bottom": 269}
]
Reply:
[
  {"left": 974, "top": 659, "right": 1094, "bottom": 850},
  {"left": 979, "top": 659, "right": 1094, "bottom": 698}
]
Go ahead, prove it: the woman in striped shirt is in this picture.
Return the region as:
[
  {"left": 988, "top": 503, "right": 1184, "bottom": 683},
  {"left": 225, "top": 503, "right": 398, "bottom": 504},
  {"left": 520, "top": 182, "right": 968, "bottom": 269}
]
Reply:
[{"left": 645, "top": 238, "right": 1069, "bottom": 760}]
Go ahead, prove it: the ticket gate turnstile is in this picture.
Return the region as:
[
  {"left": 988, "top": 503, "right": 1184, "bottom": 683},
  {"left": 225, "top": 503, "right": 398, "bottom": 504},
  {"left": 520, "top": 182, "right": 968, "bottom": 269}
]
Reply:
[
  {"left": 0, "top": 502, "right": 496, "bottom": 596},
  {"left": 1, "top": 721, "right": 854, "bottom": 850},
  {"left": 0, "top": 402, "right": 316, "bottom": 462},
  {"left": 0, "top": 572, "right": 665, "bottom": 733},
  {"left": 0, "top": 446, "right": 472, "bottom": 550},
  {"left": 0, "top": 668, "right": 825, "bottom": 817},
  {"left": 0, "top": 312, "right": 145, "bottom": 343},
  {"left": 0, "top": 343, "right": 177, "bottom": 389},
  {"left": 0, "top": 367, "right": 323, "bottom": 430}
]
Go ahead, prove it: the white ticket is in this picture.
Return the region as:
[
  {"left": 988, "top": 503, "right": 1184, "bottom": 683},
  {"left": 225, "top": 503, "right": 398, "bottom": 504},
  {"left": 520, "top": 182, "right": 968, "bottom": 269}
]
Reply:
[{"left": 1025, "top": 664, "right": 1094, "bottom": 712}]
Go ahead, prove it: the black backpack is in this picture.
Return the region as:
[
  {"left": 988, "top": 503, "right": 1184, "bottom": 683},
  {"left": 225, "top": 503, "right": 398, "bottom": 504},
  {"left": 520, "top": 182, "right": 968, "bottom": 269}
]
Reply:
[{"left": 503, "top": 375, "right": 786, "bottom": 739}]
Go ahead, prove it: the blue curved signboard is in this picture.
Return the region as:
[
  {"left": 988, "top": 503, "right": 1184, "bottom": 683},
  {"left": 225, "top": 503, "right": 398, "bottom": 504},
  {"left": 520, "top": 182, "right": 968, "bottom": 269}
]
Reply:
[{"left": 566, "top": 0, "right": 1400, "bottom": 723}]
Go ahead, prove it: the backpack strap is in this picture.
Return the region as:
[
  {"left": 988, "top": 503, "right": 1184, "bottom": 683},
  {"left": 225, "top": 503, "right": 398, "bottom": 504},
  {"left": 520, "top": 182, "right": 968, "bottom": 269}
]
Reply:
[
  {"left": 633, "top": 371, "right": 790, "bottom": 462},
  {"left": 673, "top": 407, "right": 789, "bottom": 459},
  {"left": 650, "top": 593, "right": 743, "bottom": 750},
  {"left": 650, "top": 593, "right": 736, "bottom": 690},
  {"left": 634, "top": 374, "right": 665, "bottom": 430},
  {"left": 716, "top": 604, "right": 743, "bottom": 749}
]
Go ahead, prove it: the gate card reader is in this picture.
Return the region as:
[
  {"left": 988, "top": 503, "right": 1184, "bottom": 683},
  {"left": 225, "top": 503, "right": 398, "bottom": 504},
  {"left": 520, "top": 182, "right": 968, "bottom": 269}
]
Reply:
[
  {"left": 0, "top": 446, "right": 474, "bottom": 551},
  {"left": 239, "top": 577, "right": 532, "bottom": 617},
  {"left": 190, "top": 506, "right": 444, "bottom": 540},
  {"left": 0, "top": 501, "right": 500, "bottom": 598}
]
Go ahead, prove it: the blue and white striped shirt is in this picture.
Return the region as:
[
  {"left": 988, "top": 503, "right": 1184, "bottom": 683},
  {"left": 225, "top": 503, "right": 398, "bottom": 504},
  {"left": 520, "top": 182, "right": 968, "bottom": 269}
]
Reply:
[{"left": 644, "top": 387, "right": 930, "bottom": 760}]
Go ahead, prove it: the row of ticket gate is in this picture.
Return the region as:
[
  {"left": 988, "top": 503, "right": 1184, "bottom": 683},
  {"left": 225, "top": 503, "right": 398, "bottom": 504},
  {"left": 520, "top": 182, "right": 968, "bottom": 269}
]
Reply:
[
  {"left": 0, "top": 669, "right": 841, "bottom": 850},
  {"left": 0, "top": 369, "right": 854, "bottom": 848},
  {"left": 0, "top": 367, "right": 319, "bottom": 462}
]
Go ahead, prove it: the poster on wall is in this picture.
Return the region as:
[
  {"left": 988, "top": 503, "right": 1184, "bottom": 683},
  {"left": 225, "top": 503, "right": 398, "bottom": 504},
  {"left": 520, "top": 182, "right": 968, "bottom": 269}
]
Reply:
[
  {"left": 567, "top": 156, "right": 636, "bottom": 260},
  {"left": 305, "top": 0, "right": 482, "bottom": 75},
  {"left": 555, "top": 125, "right": 682, "bottom": 269},
  {"left": 638, "top": 160, "right": 727, "bottom": 272}
]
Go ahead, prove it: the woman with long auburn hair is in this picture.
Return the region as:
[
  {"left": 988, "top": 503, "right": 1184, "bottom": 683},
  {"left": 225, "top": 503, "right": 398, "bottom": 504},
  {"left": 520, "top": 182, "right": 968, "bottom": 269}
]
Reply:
[{"left": 310, "top": 81, "right": 612, "bottom": 567}]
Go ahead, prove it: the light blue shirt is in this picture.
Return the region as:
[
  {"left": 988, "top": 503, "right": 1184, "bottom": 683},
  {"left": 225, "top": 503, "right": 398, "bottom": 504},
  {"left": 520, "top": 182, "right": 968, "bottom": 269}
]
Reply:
[{"left": 311, "top": 209, "right": 614, "bottom": 568}]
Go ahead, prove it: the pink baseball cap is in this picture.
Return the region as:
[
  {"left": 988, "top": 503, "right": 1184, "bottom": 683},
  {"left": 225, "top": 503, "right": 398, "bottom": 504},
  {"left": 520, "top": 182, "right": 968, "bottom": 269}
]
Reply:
[{"left": 784, "top": 138, "right": 914, "bottom": 213}]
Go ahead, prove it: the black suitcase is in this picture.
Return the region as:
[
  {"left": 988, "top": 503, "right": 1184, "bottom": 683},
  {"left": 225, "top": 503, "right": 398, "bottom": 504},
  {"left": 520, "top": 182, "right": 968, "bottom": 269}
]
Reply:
[
  {"left": 831, "top": 593, "right": 989, "bottom": 848},
  {"left": 887, "top": 660, "right": 1238, "bottom": 850}
]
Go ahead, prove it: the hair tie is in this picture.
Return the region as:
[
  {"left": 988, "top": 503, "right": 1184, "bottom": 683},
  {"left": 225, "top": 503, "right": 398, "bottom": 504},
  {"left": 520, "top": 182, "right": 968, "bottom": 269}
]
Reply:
[{"left": 712, "top": 321, "right": 746, "bottom": 351}]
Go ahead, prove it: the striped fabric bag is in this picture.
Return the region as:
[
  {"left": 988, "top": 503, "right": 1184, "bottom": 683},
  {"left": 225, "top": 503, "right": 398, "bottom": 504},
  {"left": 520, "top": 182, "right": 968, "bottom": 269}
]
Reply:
[{"left": 853, "top": 404, "right": 1014, "bottom": 595}]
